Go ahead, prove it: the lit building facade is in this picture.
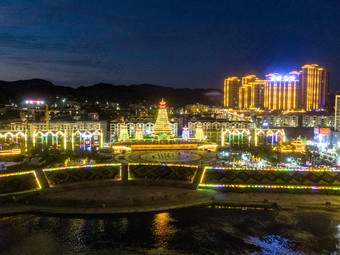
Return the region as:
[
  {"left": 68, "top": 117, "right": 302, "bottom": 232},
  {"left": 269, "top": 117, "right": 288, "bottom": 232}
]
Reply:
[
  {"left": 239, "top": 75, "right": 265, "bottom": 109},
  {"left": 110, "top": 122, "right": 178, "bottom": 142},
  {"left": 302, "top": 115, "right": 334, "bottom": 128},
  {"left": 110, "top": 100, "right": 179, "bottom": 142},
  {"left": 10, "top": 120, "right": 107, "bottom": 145},
  {"left": 33, "top": 130, "right": 66, "bottom": 149},
  {"left": 0, "top": 131, "right": 27, "bottom": 151},
  {"left": 262, "top": 113, "right": 334, "bottom": 128},
  {"left": 111, "top": 121, "right": 154, "bottom": 141},
  {"left": 221, "top": 128, "right": 250, "bottom": 147},
  {"left": 264, "top": 73, "right": 299, "bottom": 111},
  {"left": 184, "top": 103, "right": 211, "bottom": 115},
  {"left": 262, "top": 114, "right": 299, "bottom": 127},
  {"left": 300, "top": 64, "right": 329, "bottom": 111},
  {"left": 188, "top": 120, "right": 254, "bottom": 144},
  {"left": 239, "top": 85, "right": 251, "bottom": 109},
  {"left": 72, "top": 130, "right": 103, "bottom": 151},
  {"left": 225, "top": 64, "right": 329, "bottom": 112},
  {"left": 224, "top": 77, "right": 240, "bottom": 108},
  {"left": 254, "top": 129, "right": 285, "bottom": 146},
  {"left": 335, "top": 93, "right": 340, "bottom": 131}
]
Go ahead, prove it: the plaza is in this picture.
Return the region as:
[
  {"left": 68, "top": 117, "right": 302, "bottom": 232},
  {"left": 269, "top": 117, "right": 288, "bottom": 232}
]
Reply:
[{"left": 113, "top": 150, "right": 217, "bottom": 165}]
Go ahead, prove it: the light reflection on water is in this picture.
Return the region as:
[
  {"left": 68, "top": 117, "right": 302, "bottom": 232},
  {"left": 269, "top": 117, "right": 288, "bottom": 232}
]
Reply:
[
  {"left": 153, "top": 212, "right": 177, "bottom": 249},
  {"left": 0, "top": 208, "right": 339, "bottom": 254},
  {"left": 334, "top": 224, "right": 340, "bottom": 253},
  {"left": 246, "top": 235, "right": 303, "bottom": 255}
]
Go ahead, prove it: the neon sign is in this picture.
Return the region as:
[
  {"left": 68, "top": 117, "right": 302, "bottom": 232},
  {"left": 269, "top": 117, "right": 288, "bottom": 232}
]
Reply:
[
  {"left": 81, "top": 134, "right": 93, "bottom": 139},
  {"left": 269, "top": 75, "right": 295, "bottom": 82},
  {"left": 24, "top": 100, "right": 45, "bottom": 105}
]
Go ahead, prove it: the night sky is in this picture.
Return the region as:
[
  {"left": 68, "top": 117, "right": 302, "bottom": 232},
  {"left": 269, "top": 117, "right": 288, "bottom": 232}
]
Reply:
[{"left": 0, "top": 1, "right": 339, "bottom": 91}]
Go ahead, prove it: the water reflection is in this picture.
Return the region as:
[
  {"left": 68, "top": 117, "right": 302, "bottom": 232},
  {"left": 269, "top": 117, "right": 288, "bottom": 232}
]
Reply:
[
  {"left": 246, "top": 235, "right": 302, "bottom": 255},
  {"left": 152, "top": 212, "right": 177, "bottom": 249},
  {"left": 335, "top": 224, "right": 340, "bottom": 253},
  {"left": 98, "top": 219, "right": 105, "bottom": 233},
  {"left": 120, "top": 217, "right": 128, "bottom": 234},
  {"left": 0, "top": 208, "right": 340, "bottom": 254}
]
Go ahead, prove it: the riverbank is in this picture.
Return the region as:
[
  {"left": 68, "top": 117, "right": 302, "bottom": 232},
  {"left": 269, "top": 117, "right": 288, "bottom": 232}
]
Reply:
[
  {"left": 0, "top": 184, "right": 217, "bottom": 215},
  {"left": 2, "top": 180, "right": 340, "bottom": 216}
]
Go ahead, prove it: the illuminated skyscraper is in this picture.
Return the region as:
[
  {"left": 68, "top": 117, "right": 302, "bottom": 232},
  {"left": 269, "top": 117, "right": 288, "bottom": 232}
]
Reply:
[
  {"left": 264, "top": 73, "right": 299, "bottom": 111},
  {"left": 224, "top": 77, "right": 240, "bottom": 108},
  {"left": 153, "top": 99, "right": 173, "bottom": 139},
  {"left": 239, "top": 75, "right": 265, "bottom": 109},
  {"left": 239, "top": 85, "right": 251, "bottom": 109},
  {"left": 300, "top": 64, "right": 329, "bottom": 111},
  {"left": 225, "top": 63, "right": 329, "bottom": 112}
]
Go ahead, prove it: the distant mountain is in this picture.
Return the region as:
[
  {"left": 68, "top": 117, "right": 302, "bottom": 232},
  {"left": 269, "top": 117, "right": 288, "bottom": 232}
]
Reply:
[
  {"left": 0, "top": 79, "right": 223, "bottom": 107},
  {"left": 0, "top": 79, "right": 74, "bottom": 102}
]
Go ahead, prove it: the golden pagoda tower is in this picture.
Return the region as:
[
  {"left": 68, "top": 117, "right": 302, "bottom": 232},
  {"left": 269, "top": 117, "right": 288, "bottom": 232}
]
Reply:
[
  {"left": 119, "top": 124, "right": 129, "bottom": 142},
  {"left": 153, "top": 99, "right": 174, "bottom": 140},
  {"left": 135, "top": 126, "right": 143, "bottom": 141},
  {"left": 195, "top": 123, "right": 205, "bottom": 141}
]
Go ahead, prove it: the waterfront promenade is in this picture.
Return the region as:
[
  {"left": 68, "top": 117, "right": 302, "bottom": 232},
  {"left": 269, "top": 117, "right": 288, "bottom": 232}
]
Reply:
[
  {"left": 0, "top": 182, "right": 217, "bottom": 215},
  {"left": 2, "top": 158, "right": 340, "bottom": 216},
  {"left": 2, "top": 179, "right": 340, "bottom": 216}
]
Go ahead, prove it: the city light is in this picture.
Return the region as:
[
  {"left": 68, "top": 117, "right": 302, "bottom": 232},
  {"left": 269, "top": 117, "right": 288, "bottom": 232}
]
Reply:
[
  {"left": 199, "top": 183, "right": 340, "bottom": 191},
  {"left": 43, "top": 163, "right": 122, "bottom": 172},
  {"left": 269, "top": 75, "right": 295, "bottom": 82},
  {"left": 24, "top": 100, "right": 45, "bottom": 105}
]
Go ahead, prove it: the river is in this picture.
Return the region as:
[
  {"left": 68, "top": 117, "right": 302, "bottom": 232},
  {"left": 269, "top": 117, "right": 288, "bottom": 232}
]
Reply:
[{"left": 0, "top": 206, "right": 339, "bottom": 254}]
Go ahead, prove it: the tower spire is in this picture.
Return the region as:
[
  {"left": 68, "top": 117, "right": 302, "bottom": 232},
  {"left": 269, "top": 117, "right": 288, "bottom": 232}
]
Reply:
[{"left": 153, "top": 99, "right": 173, "bottom": 140}]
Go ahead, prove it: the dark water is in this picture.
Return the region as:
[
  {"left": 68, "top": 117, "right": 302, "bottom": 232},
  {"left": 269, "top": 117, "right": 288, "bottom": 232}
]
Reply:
[{"left": 0, "top": 206, "right": 339, "bottom": 254}]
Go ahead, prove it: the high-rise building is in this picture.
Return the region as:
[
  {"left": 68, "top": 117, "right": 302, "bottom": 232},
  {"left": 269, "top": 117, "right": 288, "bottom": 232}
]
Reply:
[
  {"left": 225, "top": 63, "right": 329, "bottom": 112},
  {"left": 239, "top": 75, "right": 265, "bottom": 109},
  {"left": 224, "top": 77, "right": 240, "bottom": 108},
  {"left": 300, "top": 64, "right": 330, "bottom": 111},
  {"left": 264, "top": 73, "right": 299, "bottom": 111},
  {"left": 335, "top": 93, "right": 340, "bottom": 131},
  {"left": 239, "top": 85, "right": 251, "bottom": 109}
]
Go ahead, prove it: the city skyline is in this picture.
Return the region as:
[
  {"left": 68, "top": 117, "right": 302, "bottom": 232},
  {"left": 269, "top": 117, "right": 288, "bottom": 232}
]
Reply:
[
  {"left": 224, "top": 64, "right": 330, "bottom": 111},
  {"left": 1, "top": 2, "right": 340, "bottom": 254},
  {"left": 0, "top": 1, "right": 339, "bottom": 91}
]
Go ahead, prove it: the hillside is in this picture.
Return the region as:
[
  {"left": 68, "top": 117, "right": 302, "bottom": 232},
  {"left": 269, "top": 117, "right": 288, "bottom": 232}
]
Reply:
[{"left": 0, "top": 79, "right": 223, "bottom": 107}]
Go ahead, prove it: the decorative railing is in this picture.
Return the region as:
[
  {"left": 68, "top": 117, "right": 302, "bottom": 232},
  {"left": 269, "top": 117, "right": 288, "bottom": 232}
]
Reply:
[
  {"left": 2, "top": 163, "right": 340, "bottom": 195},
  {"left": 199, "top": 166, "right": 340, "bottom": 192}
]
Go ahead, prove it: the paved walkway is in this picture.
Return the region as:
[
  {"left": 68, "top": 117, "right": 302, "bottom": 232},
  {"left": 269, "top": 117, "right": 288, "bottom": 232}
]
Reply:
[
  {"left": 2, "top": 183, "right": 340, "bottom": 215},
  {"left": 0, "top": 185, "right": 217, "bottom": 215},
  {"left": 113, "top": 150, "right": 218, "bottom": 166},
  {"left": 214, "top": 192, "right": 340, "bottom": 210}
]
